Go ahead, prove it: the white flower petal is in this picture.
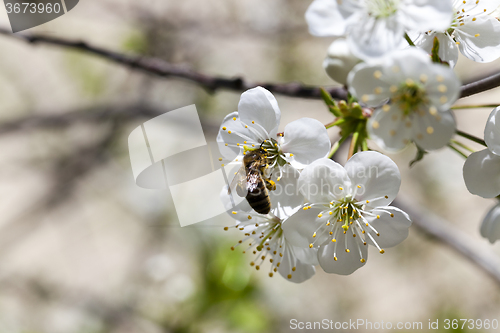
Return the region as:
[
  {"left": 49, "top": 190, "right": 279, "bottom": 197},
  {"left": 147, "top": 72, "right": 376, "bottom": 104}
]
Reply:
[
  {"left": 411, "top": 108, "right": 456, "bottom": 150},
  {"left": 318, "top": 234, "right": 367, "bottom": 275},
  {"left": 455, "top": 16, "right": 500, "bottom": 63},
  {"left": 463, "top": 149, "right": 500, "bottom": 198},
  {"left": 412, "top": 32, "right": 459, "bottom": 67},
  {"left": 367, "top": 105, "right": 412, "bottom": 153},
  {"left": 305, "top": 0, "right": 348, "bottom": 36},
  {"left": 280, "top": 118, "right": 331, "bottom": 168},
  {"left": 282, "top": 207, "right": 328, "bottom": 248},
  {"left": 344, "top": 151, "right": 401, "bottom": 207},
  {"left": 347, "top": 14, "right": 406, "bottom": 60},
  {"left": 460, "top": 0, "right": 499, "bottom": 15},
  {"left": 348, "top": 63, "right": 391, "bottom": 107},
  {"left": 484, "top": 106, "right": 500, "bottom": 156},
  {"left": 278, "top": 244, "right": 316, "bottom": 283},
  {"left": 298, "top": 158, "right": 352, "bottom": 204},
  {"left": 238, "top": 87, "right": 280, "bottom": 137},
  {"left": 389, "top": 47, "right": 432, "bottom": 81},
  {"left": 217, "top": 112, "right": 262, "bottom": 160},
  {"left": 425, "top": 63, "right": 461, "bottom": 111},
  {"left": 399, "top": 0, "right": 453, "bottom": 32},
  {"left": 269, "top": 166, "right": 304, "bottom": 212},
  {"left": 292, "top": 244, "right": 319, "bottom": 266},
  {"left": 365, "top": 207, "right": 412, "bottom": 248},
  {"left": 480, "top": 203, "right": 500, "bottom": 244}
]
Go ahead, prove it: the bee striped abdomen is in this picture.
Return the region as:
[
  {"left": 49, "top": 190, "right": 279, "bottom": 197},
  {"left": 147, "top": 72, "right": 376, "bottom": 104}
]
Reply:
[{"left": 246, "top": 179, "right": 271, "bottom": 214}]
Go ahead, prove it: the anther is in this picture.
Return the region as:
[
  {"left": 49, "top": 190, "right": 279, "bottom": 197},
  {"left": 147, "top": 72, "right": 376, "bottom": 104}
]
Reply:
[{"left": 380, "top": 249, "right": 385, "bottom": 254}]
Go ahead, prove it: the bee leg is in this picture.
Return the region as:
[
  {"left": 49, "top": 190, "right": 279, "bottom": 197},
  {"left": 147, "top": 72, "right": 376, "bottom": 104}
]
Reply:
[{"left": 265, "top": 179, "right": 276, "bottom": 191}]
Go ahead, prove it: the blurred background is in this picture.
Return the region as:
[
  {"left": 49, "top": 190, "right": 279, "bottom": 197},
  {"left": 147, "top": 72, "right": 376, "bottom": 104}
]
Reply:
[{"left": 0, "top": 0, "right": 500, "bottom": 332}]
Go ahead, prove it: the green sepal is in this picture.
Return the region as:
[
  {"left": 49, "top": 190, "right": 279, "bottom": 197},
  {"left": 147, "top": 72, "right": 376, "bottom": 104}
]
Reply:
[
  {"left": 431, "top": 36, "right": 440, "bottom": 63},
  {"left": 409, "top": 145, "right": 428, "bottom": 167},
  {"left": 320, "top": 88, "right": 342, "bottom": 117}
]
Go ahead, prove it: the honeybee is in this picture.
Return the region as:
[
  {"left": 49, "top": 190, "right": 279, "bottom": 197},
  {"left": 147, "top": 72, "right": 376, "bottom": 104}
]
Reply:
[{"left": 229, "top": 148, "right": 276, "bottom": 214}]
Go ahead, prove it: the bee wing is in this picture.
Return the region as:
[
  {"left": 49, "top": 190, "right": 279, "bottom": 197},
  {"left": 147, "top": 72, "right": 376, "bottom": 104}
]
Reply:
[
  {"left": 246, "top": 170, "right": 261, "bottom": 193},
  {"left": 228, "top": 165, "right": 248, "bottom": 197}
]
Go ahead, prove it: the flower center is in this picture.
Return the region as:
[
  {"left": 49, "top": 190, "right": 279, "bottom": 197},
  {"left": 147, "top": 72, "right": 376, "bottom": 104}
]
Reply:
[
  {"left": 366, "top": 0, "right": 400, "bottom": 18},
  {"left": 306, "top": 186, "right": 392, "bottom": 262},
  {"left": 391, "top": 79, "right": 428, "bottom": 115},
  {"left": 329, "top": 195, "right": 363, "bottom": 231},
  {"left": 226, "top": 213, "right": 300, "bottom": 280},
  {"left": 261, "top": 138, "right": 287, "bottom": 167}
]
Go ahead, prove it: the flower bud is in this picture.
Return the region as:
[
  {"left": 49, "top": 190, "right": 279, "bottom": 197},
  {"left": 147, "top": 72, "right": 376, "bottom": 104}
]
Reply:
[{"left": 323, "top": 38, "right": 361, "bottom": 85}]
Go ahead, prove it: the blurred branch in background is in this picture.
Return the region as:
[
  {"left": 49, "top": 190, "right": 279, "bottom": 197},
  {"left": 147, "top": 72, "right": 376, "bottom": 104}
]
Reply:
[
  {"left": 395, "top": 198, "right": 500, "bottom": 285},
  {"left": 1, "top": 28, "right": 500, "bottom": 101},
  {"left": 0, "top": 27, "right": 348, "bottom": 100},
  {"left": 0, "top": 104, "right": 220, "bottom": 136}
]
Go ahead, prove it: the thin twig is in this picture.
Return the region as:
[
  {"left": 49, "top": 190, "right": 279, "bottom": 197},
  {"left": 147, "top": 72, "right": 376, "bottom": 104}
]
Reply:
[
  {"left": 3, "top": 28, "right": 500, "bottom": 100},
  {"left": 0, "top": 27, "right": 348, "bottom": 100},
  {"left": 451, "top": 139, "right": 475, "bottom": 153},
  {"left": 447, "top": 143, "right": 468, "bottom": 159},
  {"left": 452, "top": 104, "right": 499, "bottom": 110},
  {"left": 456, "top": 130, "right": 487, "bottom": 146},
  {"left": 461, "top": 71, "right": 500, "bottom": 98},
  {"left": 394, "top": 197, "right": 500, "bottom": 286}
]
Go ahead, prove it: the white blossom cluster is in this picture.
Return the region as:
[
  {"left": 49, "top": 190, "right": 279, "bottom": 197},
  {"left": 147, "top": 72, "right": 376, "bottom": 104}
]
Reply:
[
  {"left": 217, "top": 87, "right": 411, "bottom": 282},
  {"left": 216, "top": 0, "right": 500, "bottom": 283}
]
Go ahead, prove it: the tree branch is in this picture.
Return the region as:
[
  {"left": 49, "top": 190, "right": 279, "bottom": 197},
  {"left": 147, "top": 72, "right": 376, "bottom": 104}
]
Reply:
[
  {"left": 3, "top": 28, "right": 500, "bottom": 100},
  {"left": 0, "top": 103, "right": 221, "bottom": 136},
  {"left": 394, "top": 197, "right": 500, "bottom": 286},
  {"left": 0, "top": 27, "right": 348, "bottom": 100},
  {"left": 461, "top": 71, "right": 500, "bottom": 98}
]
